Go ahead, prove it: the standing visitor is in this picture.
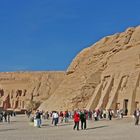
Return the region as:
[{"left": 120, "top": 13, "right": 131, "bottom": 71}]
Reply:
[
  {"left": 108, "top": 109, "right": 113, "bottom": 120},
  {"left": 3, "top": 111, "right": 7, "bottom": 122},
  {"left": 0, "top": 112, "right": 3, "bottom": 122},
  {"left": 120, "top": 109, "right": 124, "bottom": 119},
  {"left": 80, "top": 110, "right": 87, "bottom": 130},
  {"left": 64, "top": 111, "right": 69, "bottom": 123},
  {"left": 7, "top": 112, "right": 10, "bottom": 123},
  {"left": 73, "top": 111, "right": 80, "bottom": 130},
  {"left": 34, "top": 110, "right": 41, "bottom": 128},
  {"left": 94, "top": 111, "right": 98, "bottom": 121},
  {"left": 103, "top": 109, "right": 107, "bottom": 119},
  {"left": 52, "top": 111, "right": 59, "bottom": 126},
  {"left": 133, "top": 108, "right": 140, "bottom": 125},
  {"left": 59, "top": 111, "right": 64, "bottom": 123}
]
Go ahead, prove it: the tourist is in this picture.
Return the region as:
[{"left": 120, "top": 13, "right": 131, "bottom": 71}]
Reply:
[
  {"left": 103, "top": 109, "right": 107, "bottom": 119},
  {"left": 64, "top": 111, "right": 69, "bottom": 123},
  {"left": 73, "top": 111, "right": 80, "bottom": 130},
  {"left": 125, "top": 108, "right": 128, "bottom": 116},
  {"left": 13, "top": 111, "right": 16, "bottom": 116},
  {"left": 94, "top": 110, "right": 98, "bottom": 121},
  {"left": 108, "top": 109, "right": 113, "bottom": 120},
  {"left": 45, "top": 111, "right": 49, "bottom": 120},
  {"left": 52, "top": 111, "right": 59, "bottom": 126},
  {"left": 26, "top": 110, "right": 32, "bottom": 118},
  {"left": 0, "top": 112, "right": 3, "bottom": 122},
  {"left": 80, "top": 110, "right": 87, "bottom": 130},
  {"left": 88, "top": 110, "right": 92, "bottom": 120},
  {"left": 42, "top": 111, "right": 46, "bottom": 120},
  {"left": 59, "top": 111, "right": 64, "bottom": 123},
  {"left": 3, "top": 111, "right": 7, "bottom": 122},
  {"left": 71, "top": 110, "right": 74, "bottom": 119},
  {"left": 133, "top": 108, "right": 140, "bottom": 125},
  {"left": 34, "top": 110, "right": 41, "bottom": 128},
  {"left": 68, "top": 111, "right": 72, "bottom": 119},
  {"left": 116, "top": 109, "right": 120, "bottom": 119},
  {"left": 7, "top": 112, "right": 10, "bottom": 123},
  {"left": 120, "top": 109, "right": 124, "bottom": 119},
  {"left": 99, "top": 109, "right": 103, "bottom": 119}
]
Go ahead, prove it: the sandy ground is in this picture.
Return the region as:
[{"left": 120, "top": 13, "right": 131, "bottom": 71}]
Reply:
[{"left": 0, "top": 115, "right": 139, "bottom": 140}]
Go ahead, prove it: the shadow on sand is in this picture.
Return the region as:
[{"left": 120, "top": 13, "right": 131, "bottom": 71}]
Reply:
[
  {"left": 42, "top": 122, "right": 73, "bottom": 127},
  {"left": 0, "top": 128, "right": 17, "bottom": 132},
  {"left": 58, "top": 123, "right": 73, "bottom": 127},
  {"left": 86, "top": 125, "right": 108, "bottom": 130}
]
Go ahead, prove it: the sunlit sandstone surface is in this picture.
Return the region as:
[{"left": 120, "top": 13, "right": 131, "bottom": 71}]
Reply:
[{"left": 1, "top": 26, "right": 140, "bottom": 115}]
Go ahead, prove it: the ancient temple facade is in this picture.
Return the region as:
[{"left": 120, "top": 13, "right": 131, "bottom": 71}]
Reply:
[
  {"left": 0, "top": 72, "right": 65, "bottom": 111},
  {"left": 86, "top": 48, "right": 140, "bottom": 115},
  {"left": 1, "top": 26, "right": 140, "bottom": 115},
  {"left": 86, "top": 71, "right": 140, "bottom": 115},
  {"left": 39, "top": 26, "right": 140, "bottom": 115}
]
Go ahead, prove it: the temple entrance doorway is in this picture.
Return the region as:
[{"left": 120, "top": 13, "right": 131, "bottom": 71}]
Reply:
[{"left": 123, "top": 99, "right": 128, "bottom": 115}]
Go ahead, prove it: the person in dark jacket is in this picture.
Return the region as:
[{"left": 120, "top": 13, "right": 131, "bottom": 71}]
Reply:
[
  {"left": 108, "top": 109, "right": 113, "bottom": 120},
  {"left": 80, "top": 110, "right": 87, "bottom": 130},
  {"left": 35, "top": 110, "right": 41, "bottom": 128}
]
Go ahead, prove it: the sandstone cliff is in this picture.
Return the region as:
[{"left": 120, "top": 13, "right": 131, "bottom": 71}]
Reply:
[
  {"left": 39, "top": 26, "right": 140, "bottom": 114},
  {"left": 1, "top": 26, "right": 140, "bottom": 115},
  {"left": 0, "top": 72, "right": 65, "bottom": 111}
]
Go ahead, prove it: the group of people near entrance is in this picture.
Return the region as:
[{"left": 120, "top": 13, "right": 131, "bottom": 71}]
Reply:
[
  {"left": 30, "top": 110, "right": 71, "bottom": 128},
  {"left": 0, "top": 111, "right": 16, "bottom": 123},
  {"left": 30, "top": 109, "right": 116, "bottom": 129},
  {"left": 27, "top": 108, "right": 140, "bottom": 128}
]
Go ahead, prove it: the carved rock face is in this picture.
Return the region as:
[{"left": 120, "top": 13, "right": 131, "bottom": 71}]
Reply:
[
  {"left": 1, "top": 26, "right": 140, "bottom": 115},
  {"left": 39, "top": 26, "right": 140, "bottom": 114},
  {"left": 0, "top": 72, "right": 65, "bottom": 111}
]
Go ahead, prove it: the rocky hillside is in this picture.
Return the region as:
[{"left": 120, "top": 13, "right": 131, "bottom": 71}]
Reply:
[
  {"left": 1, "top": 25, "right": 140, "bottom": 114},
  {"left": 0, "top": 72, "right": 65, "bottom": 111},
  {"left": 39, "top": 26, "right": 140, "bottom": 114}
]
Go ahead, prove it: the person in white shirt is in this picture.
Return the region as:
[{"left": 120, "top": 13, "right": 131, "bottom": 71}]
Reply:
[
  {"left": 133, "top": 108, "right": 140, "bottom": 125},
  {"left": 52, "top": 111, "right": 59, "bottom": 126}
]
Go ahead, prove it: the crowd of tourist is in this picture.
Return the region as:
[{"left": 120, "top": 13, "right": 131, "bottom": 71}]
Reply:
[
  {"left": 0, "top": 111, "right": 16, "bottom": 123},
  {"left": 1, "top": 107, "right": 140, "bottom": 129},
  {"left": 25, "top": 108, "right": 131, "bottom": 129}
]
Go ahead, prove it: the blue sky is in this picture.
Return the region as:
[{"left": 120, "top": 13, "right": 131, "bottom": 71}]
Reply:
[{"left": 0, "top": 0, "right": 140, "bottom": 72}]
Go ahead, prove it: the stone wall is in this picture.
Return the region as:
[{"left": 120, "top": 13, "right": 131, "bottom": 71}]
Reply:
[
  {"left": 39, "top": 26, "right": 140, "bottom": 115},
  {"left": 0, "top": 72, "right": 65, "bottom": 111},
  {"left": 1, "top": 26, "right": 140, "bottom": 115}
]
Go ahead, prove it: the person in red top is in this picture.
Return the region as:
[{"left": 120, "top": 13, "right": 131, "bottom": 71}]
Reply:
[
  {"left": 73, "top": 111, "right": 80, "bottom": 130},
  {"left": 59, "top": 111, "right": 64, "bottom": 123}
]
